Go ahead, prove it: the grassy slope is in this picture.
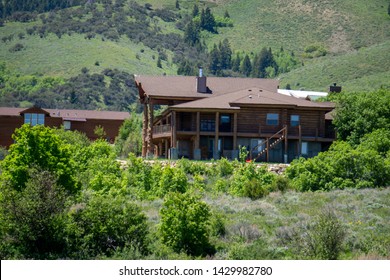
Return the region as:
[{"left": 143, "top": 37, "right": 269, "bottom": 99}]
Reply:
[
  {"left": 0, "top": 22, "right": 177, "bottom": 78},
  {"left": 279, "top": 40, "right": 390, "bottom": 91},
  {"left": 141, "top": 187, "right": 390, "bottom": 259},
  {"left": 0, "top": 0, "right": 389, "bottom": 89}
]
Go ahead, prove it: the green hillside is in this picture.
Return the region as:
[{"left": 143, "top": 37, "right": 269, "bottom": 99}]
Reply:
[
  {"left": 0, "top": 22, "right": 176, "bottom": 78},
  {"left": 279, "top": 40, "right": 390, "bottom": 92},
  {"left": 0, "top": 0, "right": 389, "bottom": 100}
]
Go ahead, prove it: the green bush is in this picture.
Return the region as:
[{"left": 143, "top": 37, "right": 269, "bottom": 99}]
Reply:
[
  {"left": 229, "top": 163, "right": 276, "bottom": 199},
  {"left": 1, "top": 125, "right": 78, "bottom": 193},
  {"left": 286, "top": 141, "right": 390, "bottom": 191},
  {"left": 66, "top": 194, "right": 149, "bottom": 259},
  {"left": 0, "top": 169, "right": 68, "bottom": 259},
  {"left": 306, "top": 210, "right": 346, "bottom": 260},
  {"left": 159, "top": 192, "right": 215, "bottom": 256},
  {"left": 155, "top": 165, "right": 188, "bottom": 197}
]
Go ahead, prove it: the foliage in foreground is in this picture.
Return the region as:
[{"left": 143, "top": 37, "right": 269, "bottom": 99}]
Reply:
[{"left": 159, "top": 192, "right": 215, "bottom": 256}]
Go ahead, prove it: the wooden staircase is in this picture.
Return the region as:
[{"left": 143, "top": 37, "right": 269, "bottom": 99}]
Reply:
[{"left": 250, "top": 126, "right": 287, "bottom": 162}]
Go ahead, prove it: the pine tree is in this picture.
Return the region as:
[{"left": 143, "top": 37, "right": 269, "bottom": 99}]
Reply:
[
  {"left": 232, "top": 53, "right": 241, "bottom": 72},
  {"left": 184, "top": 20, "right": 200, "bottom": 46},
  {"left": 192, "top": 4, "right": 199, "bottom": 17},
  {"left": 219, "top": 39, "right": 232, "bottom": 69},
  {"left": 209, "top": 44, "right": 220, "bottom": 75},
  {"left": 240, "top": 54, "right": 252, "bottom": 77},
  {"left": 0, "top": 1, "right": 4, "bottom": 18},
  {"left": 224, "top": 10, "right": 230, "bottom": 18},
  {"left": 175, "top": 0, "right": 180, "bottom": 10},
  {"left": 201, "top": 7, "right": 216, "bottom": 33},
  {"left": 157, "top": 57, "right": 162, "bottom": 68}
]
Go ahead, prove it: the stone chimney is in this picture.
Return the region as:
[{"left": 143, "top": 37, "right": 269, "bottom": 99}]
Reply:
[{"left": 196, "top": 67, "right": 208, "bottom": 93}]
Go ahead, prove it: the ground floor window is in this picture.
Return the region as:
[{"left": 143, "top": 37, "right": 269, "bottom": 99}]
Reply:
[{"left": 301, "top": 142, "right": 308, "bottom": 155}]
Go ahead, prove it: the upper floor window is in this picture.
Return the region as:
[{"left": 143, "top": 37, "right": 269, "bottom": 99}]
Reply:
[
  {"left": 219, "top": 114, "right": 232, "bottom": 132},
  {"left": 266, "top": 113, "right": 279, "bottom": 126},
  {"left": 200, "top": 119, "right": 215, "bottom": 131},
  {"left": 290, "top": 115, "right": 300, "bottom": 127},
  {"left": 24, "top": 113, "right": 45, "bottom": 126}
]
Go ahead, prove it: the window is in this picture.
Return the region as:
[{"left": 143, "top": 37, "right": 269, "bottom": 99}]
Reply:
[
  {"left": 266, "top": 113, "right": 279, "bottom": 125},
  {"left": 301, "top": 142, "right": 308, "bottom": 155},
  {"left": 291, "top": 115, "right": 300, "bottom": 127},
  {"left": 63, "top": 121, "right": 71, "bottom": 130},
  {"left": 24, "top": 113, "right": 45, "bottom": 126},
  {"left": 200, "top": 119, "right": 215, "bottom": 131},
  {"left": 219, "top": 114, "right": 232, "bottom": 132}
]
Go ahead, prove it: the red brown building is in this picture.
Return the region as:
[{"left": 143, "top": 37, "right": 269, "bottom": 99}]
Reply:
[
  {"left": 135, "top": 74, "right": 336, "bottom": 163},
  {"left": 0, "top": 107, "right": 130, "bottom": 148}
]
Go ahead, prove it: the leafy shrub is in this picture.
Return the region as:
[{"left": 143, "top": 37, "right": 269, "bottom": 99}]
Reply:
[
  {"left": 9, "top": 43, "right": 25, "bottom": 52},
  {"left": 66, "top": 194, "right": 149, "bottom": 259},
  {"left": 0, "top": 169, "right": 68, "bottom": 259},
  {"left": 229, "top": 163, "right": 276, "bottom": 199},
  {"left": 176, "top": 158, "right": 208, "bottom": 175},
  {"left": 270, "top": 175, "right": 290, "bottom": 192},
  {"left": 1, "top": 125, "right": 78, "bottom": 193},
  {"left": 286, "top": 141, "right": 390, "bottom": 191},
  {"left": 155, "top": 165, "right": 188, "bottom": 197},
  {"left": 305, "top": 210, "right": 346, "bottom": 260},
  {"left": 302, "top": 44, "right": 327, "bottom": 58},
  {"left": 159, "top": 192, "right": 215, "bottom": 256},
  {"left": 332, "top": 89, "right": 390, "bottom": 145}
]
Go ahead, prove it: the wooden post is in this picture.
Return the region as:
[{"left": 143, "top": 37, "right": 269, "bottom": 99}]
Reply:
[
  {"left": 284, "top": 125, "right": 288, "bottom": 163},
  {"left": 298, "top": 125, "right": 302, "bottom": 157},
  {"left": 233, "top": 112, "right": 238, "bottom": 150},
  {"left": 171, "top": 111, "right": 177, "bottom": 148},
  {"left": 142, "top": 103, "right": 148, "bottom": 157},
  {"left": 266, "top": 137, "right": 270, "bottom": 162},
  {"left": 147, "top": 102, "right": 154, "bottom": 157},
  {"left": 164, "top": 139, "right": 168, "bottom": 158},
  {"left": 214, "top": 112, "right": 219, "bottom": 159},
  {"left": 195, "top": 112, "right": 200, "bottom": 149}
]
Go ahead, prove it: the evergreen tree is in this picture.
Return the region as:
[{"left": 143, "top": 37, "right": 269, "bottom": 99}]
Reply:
[
  {"left": 219, "top": 39, "right": 232, "bottom": 70},
  {"left": 201, "top": 7, "right": 216, "bottom": 33},
  {"left": 0, "top": 1, "right": 4, "bottom": 18},
  {"left": 252, "top": 47, "right": 277, "bottom": 78},
  {"left": 224, "top": 9, "right": 230, "bottom": 18},
  {"left": 388, "top": 2, "right": 390, "bottom": 16},
  {"left": 157, "top": 57, "right": 162, "bottom": 68},
  {"left": 184, "top": 20, "right": 200, "bottom": 46},
  {"left": 192, "top": 3, "right": 199, "bottom": 17},
  {"left": 175, "top": 0, "right": 180, "bottom": 10},
  {"left": 240, "top": 54, "right": 252, "bottom": 77},
  {"left": 232, "top": 53, "right": 241, "bottom": 72},
  {"left": 209, "top": 44, "right": 220, "bottom": 75}
]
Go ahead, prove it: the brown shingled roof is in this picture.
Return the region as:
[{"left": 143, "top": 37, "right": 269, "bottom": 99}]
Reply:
[
  {"left": 135, "top": 75, "right": 280, "bottom": 99},
  {"left": 0, "top": 107, "right": 130, "bottom": 120},
  {"left": 172, "top": 87, "right": 335, "bottom": 110}
]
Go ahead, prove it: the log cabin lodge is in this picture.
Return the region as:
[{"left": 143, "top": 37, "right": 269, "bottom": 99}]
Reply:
[
  {"left": 0, "top": 106, "right": 129, "bottom": 147},
  {"left": 135, "top": 72, "right": 336, "bottom": 163}
]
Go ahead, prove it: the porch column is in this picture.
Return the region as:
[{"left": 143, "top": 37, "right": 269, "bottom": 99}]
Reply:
[
  {"left": 142, "top": 103, "right": 148, "bottom": 157},
  {"left": 298, "top": 125, "right": 302, "bottom": 157},
  {"left": 232, "top": 112, "right": 238, "bottom": 159},
  {"left": 194, "top": 112, "right": 201, "bottom": 160},
  {"left": 169, "top": 111, "right": 178, "bottom": 159},
  {"left": 284, "top": 125, "right": 288, "bottom": 163},
  {"left": 214, "top": 112, "right": 220, "bottom": 159},
  {"left": 146, "top": 102, "right": 154, "bottom": 158}
]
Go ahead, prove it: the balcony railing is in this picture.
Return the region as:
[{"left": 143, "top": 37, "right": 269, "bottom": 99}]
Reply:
[{"left": 153, "top": 124, "right": 171, "bottom": 135}]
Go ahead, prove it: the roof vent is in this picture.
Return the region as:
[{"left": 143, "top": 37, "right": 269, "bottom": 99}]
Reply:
[{"left": 329, "top": 83, "right": 342, "bottom": 93}]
